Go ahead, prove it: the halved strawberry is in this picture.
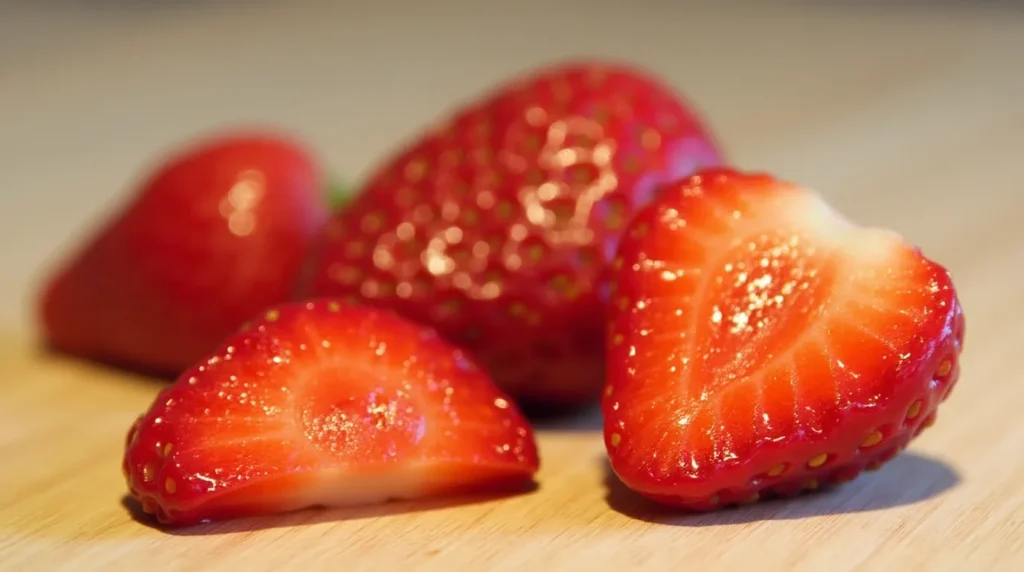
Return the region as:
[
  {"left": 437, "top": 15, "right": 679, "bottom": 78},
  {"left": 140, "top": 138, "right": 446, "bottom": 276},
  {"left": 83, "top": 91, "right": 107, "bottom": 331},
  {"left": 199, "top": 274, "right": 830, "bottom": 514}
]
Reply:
[
  {"left": 603, "top": 168, "right": 965, "bottom": 509},
  {"left": 123, "top": 299, "right": 539, "bottom": 526}
]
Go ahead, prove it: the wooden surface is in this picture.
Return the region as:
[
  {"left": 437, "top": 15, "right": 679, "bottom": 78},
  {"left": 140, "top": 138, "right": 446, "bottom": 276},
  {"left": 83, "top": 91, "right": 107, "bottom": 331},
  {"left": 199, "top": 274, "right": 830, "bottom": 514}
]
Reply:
[{"left": 2, "top": 2, "right": 1023, "bottom": 570}]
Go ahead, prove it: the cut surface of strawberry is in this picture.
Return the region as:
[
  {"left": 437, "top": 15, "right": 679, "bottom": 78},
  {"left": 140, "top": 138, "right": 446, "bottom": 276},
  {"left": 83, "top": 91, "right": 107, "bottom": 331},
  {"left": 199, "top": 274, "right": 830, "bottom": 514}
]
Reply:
[
  {"left": 603, "top": 168, "right": 965, "bottom": 509},
  {"left": 301, "top": 60, "right": 723, "bottom": 409},
  {"left": 123, "top": 299, "right": 539, "bottom": 526}
]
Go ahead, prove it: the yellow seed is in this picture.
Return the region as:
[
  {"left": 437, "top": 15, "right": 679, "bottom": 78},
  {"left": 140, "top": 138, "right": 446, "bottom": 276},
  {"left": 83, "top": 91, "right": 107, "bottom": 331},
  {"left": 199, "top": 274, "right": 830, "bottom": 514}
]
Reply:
[
  {"left": 327, "top": 301, "right": 341, "bottom": 312},
  {"left": 861, "top": 431, "right": 884, "bottom": 448},
  {"left": 738, "top": 492, "right": 760, "bottom": 505},
  {"left": 142, "top": 464, "right": 156, "bottom": 483},
  {"left": 605, "top": 385, "right": 613, "bottom": 397},
  {"left": 612, "top": 333, "right": 624, "bottom": 346},
  {"left": 804, "top": 479, "right": 819, "bottom": 491},
  {"left": 613, "top": 257, "right": 623, "bottom": 271},
  {"left": 163, "top": 443, "right": 173, "bottom": 457},
  {"left": 141, "top": 499, "right": 158, "bottom": 515},
  {"left": 265, "top": 309, "right": 280, "bottom": 322},
  {"left": 936, "top": 360, "right": 952, "bottom": 376},
  {"left": 922, "top": 414, "right": 936, "bottom": 428},
  {"left": 610, "top": 433, "right": 622, "bottom": 447},
  {"left": 906, "top": 401, "right": 923, "bottom": 420},
  {"left": 165, "top": 478, "right": 176, "bottom": 494},
  {"left": 807, "top": 453, "right": 829, "bottom": 468},
  {"left": 766, "top": 464, "right": 787, "bottom": 477},
  {"left": 866, "top": 461, "right": 883, "bottom": 472}
]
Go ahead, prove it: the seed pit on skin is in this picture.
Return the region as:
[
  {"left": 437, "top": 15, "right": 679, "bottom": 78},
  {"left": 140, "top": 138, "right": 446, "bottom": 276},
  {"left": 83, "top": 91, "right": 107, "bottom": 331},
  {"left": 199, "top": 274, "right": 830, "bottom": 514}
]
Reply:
[
  {"left": 738, "top": 492, "right": 760, "bottom": 505},
  {"left": 141, "top": 498, "right": 158, "bottom": 515},
  {"left": 142, "top": 464, "right": 156, "bottom": 483},
  {"left": 766, "top": 463, "right": 787, "bottom": 478},
  {"left": 860, "top": 430, "right": 884, "bottom": 449},
  {"left": 906, "top": 401, "right": 923, "bottom": 420},
  {"left": 630, "top": 222, "right": 649, "bottom": 238},
  {"left": 807, "top": 453, "right": 829, "bottom": 469},
  {"left": 165, "top": 478, "right": 176, "bottom": 494}
]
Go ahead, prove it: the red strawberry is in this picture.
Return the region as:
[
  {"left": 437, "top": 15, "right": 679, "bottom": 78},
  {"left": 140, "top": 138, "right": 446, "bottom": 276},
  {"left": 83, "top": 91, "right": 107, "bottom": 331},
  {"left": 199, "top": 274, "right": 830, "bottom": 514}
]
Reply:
[
  {"left": 603, "top": 168, "right": 965, "bottom": 509},
  {"left": 301, "top": 61, "right": 724, "bottom": 409},
  {"left": 123, "top": 299, "right": 539, "bottom": 527},
  {"left": 40, "top": 132, "right": 330, "bottom": 375}
]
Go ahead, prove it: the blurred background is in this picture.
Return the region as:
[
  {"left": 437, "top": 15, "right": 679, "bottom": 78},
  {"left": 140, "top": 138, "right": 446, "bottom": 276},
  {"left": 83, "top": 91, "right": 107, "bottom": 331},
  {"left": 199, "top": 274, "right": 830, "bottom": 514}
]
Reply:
[{"left": 2, "top": 0, "right": 1022, "bottom": 334}]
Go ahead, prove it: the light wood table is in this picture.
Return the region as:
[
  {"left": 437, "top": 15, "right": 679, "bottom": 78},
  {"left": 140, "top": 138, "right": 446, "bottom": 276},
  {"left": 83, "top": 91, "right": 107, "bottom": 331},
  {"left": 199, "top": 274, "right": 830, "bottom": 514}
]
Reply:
[{"left": 1, "top": 2, "right": 1022, "bottom": 570}]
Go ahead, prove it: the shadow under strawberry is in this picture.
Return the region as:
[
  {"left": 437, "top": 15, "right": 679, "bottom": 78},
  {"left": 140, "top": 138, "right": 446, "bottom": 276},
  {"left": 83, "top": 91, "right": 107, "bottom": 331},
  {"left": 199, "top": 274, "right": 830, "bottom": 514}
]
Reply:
[
  {"left": 121, "top": 480, "right": 539, "bottom": 536},
  {"left": 527, "top": 403, "right": 603, "bottom": 432},
  {"left": 601, "top": 452, "right": 960, "bottom": 526}
]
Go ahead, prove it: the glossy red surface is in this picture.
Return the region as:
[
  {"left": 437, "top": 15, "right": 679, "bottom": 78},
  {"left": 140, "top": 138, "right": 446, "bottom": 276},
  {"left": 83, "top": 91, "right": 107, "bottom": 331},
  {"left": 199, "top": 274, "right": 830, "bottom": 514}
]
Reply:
[
  {"left": 123, "top": 300, "right": 539, "bottom": 526},
  {"left": 603, "top": 168, "right": 965, "bottom": 508},
  {"left": 303, "top": 61, "right": 724, "bottom": 407},
  {"left": 40, "top": 133, "right": 329, "bottom": 374}
]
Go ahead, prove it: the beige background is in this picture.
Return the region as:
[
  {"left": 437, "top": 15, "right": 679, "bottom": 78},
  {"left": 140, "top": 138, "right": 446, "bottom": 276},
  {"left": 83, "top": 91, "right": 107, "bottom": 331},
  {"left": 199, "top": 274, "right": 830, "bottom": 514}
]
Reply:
[{"left": 1, "top": 1, "right": 1022, "bottom": 570}]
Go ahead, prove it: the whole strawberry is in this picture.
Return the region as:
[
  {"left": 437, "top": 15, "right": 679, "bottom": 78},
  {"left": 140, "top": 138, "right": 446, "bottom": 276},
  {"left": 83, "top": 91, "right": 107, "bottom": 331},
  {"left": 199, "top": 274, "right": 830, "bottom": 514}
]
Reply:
[
  {"left": 301, "top": 61, "right": 724, "bottom": 409},
  {"left": 40, "top": 132, "right": 329, "bottom": 375},
  {"left": 604, "top": 168, "right": 965, "bottom": 509}
]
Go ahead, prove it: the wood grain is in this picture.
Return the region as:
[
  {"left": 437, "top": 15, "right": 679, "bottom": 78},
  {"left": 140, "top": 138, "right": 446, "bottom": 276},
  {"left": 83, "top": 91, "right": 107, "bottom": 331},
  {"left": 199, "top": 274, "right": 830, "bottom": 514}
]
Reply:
[{"left": 2, "top": 2, "right": 1023, "bottom": 570}]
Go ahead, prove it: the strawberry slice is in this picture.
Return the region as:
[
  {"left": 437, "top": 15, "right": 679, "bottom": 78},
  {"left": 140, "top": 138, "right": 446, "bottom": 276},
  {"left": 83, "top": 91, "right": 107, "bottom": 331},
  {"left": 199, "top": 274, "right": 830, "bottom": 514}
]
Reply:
[
  {"left": 122, "top": 299, "right": 539, "bottom": 526},
  {"left": 603, "top": 168, "right": 965, "bottom": 509}
]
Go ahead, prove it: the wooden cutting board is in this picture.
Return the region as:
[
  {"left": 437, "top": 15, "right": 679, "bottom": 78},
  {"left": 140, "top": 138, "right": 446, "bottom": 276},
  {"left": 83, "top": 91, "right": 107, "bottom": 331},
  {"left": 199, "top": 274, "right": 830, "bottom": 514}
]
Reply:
[{"left": 1, "top": 3, "right": 1023, "bottom": 570}]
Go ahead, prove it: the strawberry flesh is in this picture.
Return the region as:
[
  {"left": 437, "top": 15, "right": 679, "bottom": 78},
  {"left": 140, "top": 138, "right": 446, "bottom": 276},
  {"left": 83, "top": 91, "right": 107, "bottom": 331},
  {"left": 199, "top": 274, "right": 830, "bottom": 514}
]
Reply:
[
  {"left": 123, "top": 300, "right": 539, "bottom": 526},
  {"left": 604, "top": 168, "right": 965, "bottom": 509}
]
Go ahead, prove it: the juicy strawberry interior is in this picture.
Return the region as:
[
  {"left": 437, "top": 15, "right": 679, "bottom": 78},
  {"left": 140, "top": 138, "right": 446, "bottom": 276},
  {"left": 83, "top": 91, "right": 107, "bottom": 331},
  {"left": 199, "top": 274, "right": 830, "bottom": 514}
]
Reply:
[
  {"left": 605, "top": 170, "right": 962, "bottom": 499},
  {"left": 123, "top": 300, "right": 538, "bottom": 525}
]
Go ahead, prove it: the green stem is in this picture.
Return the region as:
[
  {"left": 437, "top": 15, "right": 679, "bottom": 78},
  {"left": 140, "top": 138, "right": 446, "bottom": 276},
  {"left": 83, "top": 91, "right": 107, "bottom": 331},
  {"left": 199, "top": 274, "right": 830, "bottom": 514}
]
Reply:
[{"left": 327, "top": 180, "right": 357, "bottom": 211}]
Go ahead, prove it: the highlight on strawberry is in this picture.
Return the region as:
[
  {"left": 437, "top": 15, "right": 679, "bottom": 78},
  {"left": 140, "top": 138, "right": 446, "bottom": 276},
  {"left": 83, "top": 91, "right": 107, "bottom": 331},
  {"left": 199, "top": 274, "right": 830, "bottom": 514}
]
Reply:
[
  {"left": 603, "top": 168, "right": 965, "bottom": 510},
  {"left": 39, "top": 132, "right": 330, "bottom": 376},
  {"left": 123, "top": 299, "right": 540, "bottom": 527},
  {"left": 300, "top": 60, "right": 725, "bottom": 411}
]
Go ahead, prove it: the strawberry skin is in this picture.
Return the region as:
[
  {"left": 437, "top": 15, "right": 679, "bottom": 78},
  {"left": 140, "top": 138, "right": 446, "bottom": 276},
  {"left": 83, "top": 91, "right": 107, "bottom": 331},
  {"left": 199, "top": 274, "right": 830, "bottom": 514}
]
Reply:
[
  {"left": 40, "top": 132, "right": 329, "bottom": 375},
  {"left": 302, "top": 61, "right": 724, "bottom": 408},
  {"left": 123, "top": 299, "right": 539, "bottom": 526},
  {"left": 603, "top": 168, "right": 965, "bottom": 509}
]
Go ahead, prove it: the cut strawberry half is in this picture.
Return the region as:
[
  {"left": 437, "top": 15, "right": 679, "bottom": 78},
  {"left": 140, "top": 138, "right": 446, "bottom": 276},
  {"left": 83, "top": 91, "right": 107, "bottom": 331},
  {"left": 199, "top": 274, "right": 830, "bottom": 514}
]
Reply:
[
  {"left": 123, "top": 299, "right": 540, "bottom": 526},
  {"left": 603, "top": 168, "right": 965, "bottom": 509}
]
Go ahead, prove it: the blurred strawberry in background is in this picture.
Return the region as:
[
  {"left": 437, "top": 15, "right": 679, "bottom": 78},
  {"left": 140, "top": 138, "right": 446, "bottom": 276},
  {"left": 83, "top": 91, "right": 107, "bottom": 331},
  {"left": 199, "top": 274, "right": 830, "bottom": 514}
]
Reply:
[
  {"left": 301, "top": 61, "right": 724, "bottom": 411},
  {"left": 39, "top": 132, "right": 330, "bottom": 375}
]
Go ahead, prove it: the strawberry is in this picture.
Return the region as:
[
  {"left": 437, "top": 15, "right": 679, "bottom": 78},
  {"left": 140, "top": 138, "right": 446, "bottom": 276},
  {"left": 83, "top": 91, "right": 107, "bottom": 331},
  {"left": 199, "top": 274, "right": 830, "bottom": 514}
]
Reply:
[
  {"left": 603, "top": 168, "right": 965, "bottom": 509},
  {"left": 122, "top": 299, "right": 539, "bottom": 526},
  {"left": 301, "top": 61, "right": 724, "bottom": 409},
  {"left": 39, "top": 132, "right": 330, "bottom": 375}
]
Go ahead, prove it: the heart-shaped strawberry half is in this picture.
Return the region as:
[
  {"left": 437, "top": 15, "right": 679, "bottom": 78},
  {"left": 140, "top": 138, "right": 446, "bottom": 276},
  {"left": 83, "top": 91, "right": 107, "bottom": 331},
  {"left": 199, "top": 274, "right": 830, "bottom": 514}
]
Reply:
[
  {"left": 603, "top": 168, "right": 965, "bottom": 509},
  {"left": 123, "top": 299, "right": 539, "bottom": 526}
]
